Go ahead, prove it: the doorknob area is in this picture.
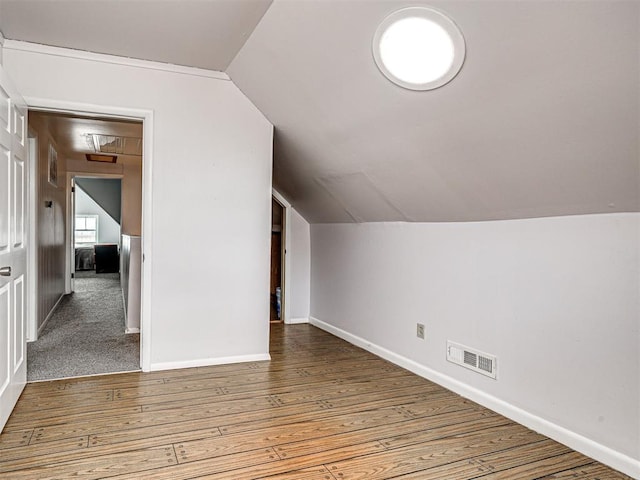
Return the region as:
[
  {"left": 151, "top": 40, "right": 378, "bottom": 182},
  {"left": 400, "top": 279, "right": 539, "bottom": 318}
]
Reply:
[{"left": 0, "top": 266, "right": 11, "bottom": 277}]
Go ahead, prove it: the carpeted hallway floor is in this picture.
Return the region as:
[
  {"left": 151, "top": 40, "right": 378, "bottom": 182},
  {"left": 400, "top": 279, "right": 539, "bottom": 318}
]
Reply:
[{"left": 27, "top": 271, "right": 140, "bottom": 381}]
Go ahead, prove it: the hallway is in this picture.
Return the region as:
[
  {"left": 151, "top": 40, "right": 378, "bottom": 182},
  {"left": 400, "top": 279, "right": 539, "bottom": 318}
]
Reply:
[{"left": 27, "top": 271, "right": 140, "bottom": 381}]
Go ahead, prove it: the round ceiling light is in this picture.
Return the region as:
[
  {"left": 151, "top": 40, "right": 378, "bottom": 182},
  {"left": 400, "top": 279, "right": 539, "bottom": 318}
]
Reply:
[{"left": 372, "top": 7, "right": 466, "bottom": 91}]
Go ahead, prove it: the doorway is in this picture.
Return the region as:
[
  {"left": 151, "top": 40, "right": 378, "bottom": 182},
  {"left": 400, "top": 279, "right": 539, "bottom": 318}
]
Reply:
[
  {"left": 73, "top": 176, "right": 122, "bottom": 275},
  {"left": 270, "top": 197, "right": 284, "bottom": 322},
  {"left": 26, "top": 110, "right": 144, "bottom": 380}
]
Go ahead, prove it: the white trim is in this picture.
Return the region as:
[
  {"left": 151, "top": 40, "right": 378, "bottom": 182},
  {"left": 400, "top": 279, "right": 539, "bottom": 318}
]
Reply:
[
  {"left": 36, "top": 294, "right": 65, "bottom": 337},
  {"left": 24, "top": 97, "right": 154, "bottom": 373},
  {"left": 286, "top": 317, "right": 309, "bottom": 324},
  {"left": 272, "top": 188, "right": 291, "bottom": 324},
  {"left": 65, "top": 173, "right": 74, "bottom": 294},
  {"left": 68, "top": 172, "right": 124, "bottom": 179},
  {"left": 125, "top": 328, "right": 140, "bottom": 334},
  {"left": 309, "top": 316, "right": 640, "bottom": 479},
  {"left": 140, "top": 110, "right": 153, "bottom": 373},
  {"left": 26, "top": 134, "right": 38, "bottom": 342},
  {"left": 3, "top": 40, "right": 230, "bottom": 81},
  {"left": 271, "top": 189, "right": 291, "bottom": 209},
  {"left": 25, "top": 97, "right": 152, "bottom": 120},
  {"left": 150, "top": 353, "right": 271, "bottom": 372}
]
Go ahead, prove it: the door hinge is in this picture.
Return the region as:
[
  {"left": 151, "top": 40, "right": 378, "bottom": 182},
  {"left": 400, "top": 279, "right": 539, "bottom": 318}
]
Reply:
[
  {"left": 71, "top": 273, "right": 75, "bottom": 279},
  {"left": 71, "top": 186, "right": 75, "bottom": 193}
]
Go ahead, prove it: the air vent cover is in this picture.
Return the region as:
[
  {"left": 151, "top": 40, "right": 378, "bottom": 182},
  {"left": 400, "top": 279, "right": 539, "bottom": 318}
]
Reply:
[
  {"left": 86, "top": 134, "right": 142, "bottom": 156},
  {"left": 447, "top": 341, "right": 497, "bottom": 379}
]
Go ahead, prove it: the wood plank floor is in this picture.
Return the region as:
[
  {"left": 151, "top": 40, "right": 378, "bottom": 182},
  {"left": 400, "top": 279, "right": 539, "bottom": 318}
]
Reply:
[{"left": 0, "top": 324, "right": 632, "bottom": 479}]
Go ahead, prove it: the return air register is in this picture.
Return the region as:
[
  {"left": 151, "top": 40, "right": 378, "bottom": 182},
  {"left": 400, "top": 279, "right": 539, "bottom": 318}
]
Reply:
[{"left": 447, "top": 341, "right": 497, "bottom": 379}]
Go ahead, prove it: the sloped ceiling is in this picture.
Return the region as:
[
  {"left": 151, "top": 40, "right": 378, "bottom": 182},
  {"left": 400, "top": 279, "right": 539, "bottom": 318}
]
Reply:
[
  {"left": 0, "top": 0, "right": 273, "bottom": 71},
  {"left": 75, "top": 178, "right": 122, "bottom": 224},
  {"left": 228, "top": 0, "right": 639, "bottom": 222},
  {"left": 1, "top": 0, "right": 638, "bottom": 223}
]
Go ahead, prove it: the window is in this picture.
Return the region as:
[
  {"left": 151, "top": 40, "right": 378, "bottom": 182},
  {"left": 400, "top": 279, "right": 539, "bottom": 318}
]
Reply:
[{"left": 75, "top": 215, "right": 99, "bottom": 245}]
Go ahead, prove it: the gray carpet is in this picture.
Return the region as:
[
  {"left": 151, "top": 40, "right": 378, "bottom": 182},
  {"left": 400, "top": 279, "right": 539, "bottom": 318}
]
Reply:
[{"left": 27, "top": 271, "right": 140, "bottom": 381}]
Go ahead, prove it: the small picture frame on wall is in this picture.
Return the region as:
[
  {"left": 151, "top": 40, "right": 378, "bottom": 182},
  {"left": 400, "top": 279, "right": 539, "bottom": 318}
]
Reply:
[{"left": 48, "top": 143, "right": 58, "bottom": 187}]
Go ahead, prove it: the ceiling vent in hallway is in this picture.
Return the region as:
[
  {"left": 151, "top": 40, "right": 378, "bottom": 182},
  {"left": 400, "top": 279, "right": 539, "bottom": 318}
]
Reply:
[
  {"left": 86, "top": 134, "right": 142, "bottom": 156},
  {"left": 447, "top": 341, "right": 497, "bottom": 379}
]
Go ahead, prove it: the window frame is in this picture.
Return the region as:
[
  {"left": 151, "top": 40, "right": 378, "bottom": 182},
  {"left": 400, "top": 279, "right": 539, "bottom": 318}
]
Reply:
[{"left": 74, "top": 214, "right": 99, "bottom": 246}]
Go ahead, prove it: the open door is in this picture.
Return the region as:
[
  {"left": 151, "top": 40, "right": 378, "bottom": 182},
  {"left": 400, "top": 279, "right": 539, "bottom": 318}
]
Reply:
[{"left": 0, "top": 64, "right": 28, "bottom": 431}]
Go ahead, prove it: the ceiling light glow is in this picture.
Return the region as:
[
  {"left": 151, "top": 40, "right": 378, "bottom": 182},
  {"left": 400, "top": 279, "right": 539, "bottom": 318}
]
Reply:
[{"left": 373, "top": 7, "right": 465, "bottom": 91}]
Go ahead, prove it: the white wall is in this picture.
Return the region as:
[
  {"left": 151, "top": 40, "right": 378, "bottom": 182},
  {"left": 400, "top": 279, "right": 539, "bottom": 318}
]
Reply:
[
  {"left": 288, "top": 207, "right": 310, "bottom": 321},
  {"left": 75, "top": 186, "right": 120, "bottom": 244},
  {"left": 310, "top": 213, "right": 639, "bottom": 476},
  {"left": 4, "top": 43, "right": 273, "bottom": 368}
]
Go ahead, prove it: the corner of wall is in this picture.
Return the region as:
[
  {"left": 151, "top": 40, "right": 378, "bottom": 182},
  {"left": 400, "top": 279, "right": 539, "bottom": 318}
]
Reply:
[
  {"left": 309, "top": 316, "right": 640, "bottom": 479},
  {"left": 228, "top": 76, "right": 273, "bottom": 131}
]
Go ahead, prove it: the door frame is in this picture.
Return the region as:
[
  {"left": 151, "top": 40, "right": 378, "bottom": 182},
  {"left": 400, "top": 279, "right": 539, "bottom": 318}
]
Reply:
[
  {"left": 65, "top": 172, "right": 124, "bottom": 295},
  {"left": 26, "top": 132, "right": 37, "bottom": 342},
  {"left": 25, "top": 98, "right": 153, "bottom": 371},
  {"left": 272, "top": 189, "right": 291, "bottom": 324}
]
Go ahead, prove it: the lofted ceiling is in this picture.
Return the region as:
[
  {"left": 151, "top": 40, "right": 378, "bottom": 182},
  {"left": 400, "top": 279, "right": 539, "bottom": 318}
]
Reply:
[
  {"left": 228, "top": 0, "right": 640, "bottom": 222},
  {"left": 0, "top": 0, "right": 272, "bottom": 71},
  {"left": 1, "top": 0, "right": 638, "bottom": 223}
]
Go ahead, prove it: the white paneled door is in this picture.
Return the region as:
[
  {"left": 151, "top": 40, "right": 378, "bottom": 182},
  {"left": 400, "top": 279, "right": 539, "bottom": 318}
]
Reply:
[{"left": 0, "top": 64, "right": 27, "bottom": 431}]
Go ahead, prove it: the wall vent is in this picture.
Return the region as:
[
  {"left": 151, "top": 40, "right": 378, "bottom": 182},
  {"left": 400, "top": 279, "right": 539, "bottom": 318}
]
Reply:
[{"left": 447, "top": 341, "right": 497, "bottom": 379}]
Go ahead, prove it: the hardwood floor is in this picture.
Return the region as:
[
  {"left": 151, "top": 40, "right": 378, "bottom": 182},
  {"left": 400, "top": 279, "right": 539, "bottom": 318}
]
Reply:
[{"left": 0, "top": 324, "right": 632, "bottom": 479}]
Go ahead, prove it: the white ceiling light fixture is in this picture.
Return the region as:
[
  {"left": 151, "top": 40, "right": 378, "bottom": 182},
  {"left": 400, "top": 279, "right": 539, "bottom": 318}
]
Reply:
[{"left": 373, "top": 6, "right": 466, "bottom": 91}]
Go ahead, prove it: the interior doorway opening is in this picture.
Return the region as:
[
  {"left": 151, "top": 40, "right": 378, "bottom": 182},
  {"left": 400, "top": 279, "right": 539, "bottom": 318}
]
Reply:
[
  {"left": 72, "top": 176, "right": 122, "bottom": 278},
  {"left": 26, "top": 110, "right": 144, "bottom": 380},
  {"left": 270, "top": 197, "right": 285, "bottom": 322}
]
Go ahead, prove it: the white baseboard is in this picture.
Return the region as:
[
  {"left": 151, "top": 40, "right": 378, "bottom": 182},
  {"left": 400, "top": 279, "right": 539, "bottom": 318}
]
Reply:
[
  {"left": 309, "top": 316, "right": 640, "bottom": 479},
  {"left": 35, "top": 293, "right": 65, "bottom": 338},
  {"left": 150, "top": 353, "right": 271, "bottom": 372},
  {"left": 286, "top": 317, "right": 309, "bottom": 324}
]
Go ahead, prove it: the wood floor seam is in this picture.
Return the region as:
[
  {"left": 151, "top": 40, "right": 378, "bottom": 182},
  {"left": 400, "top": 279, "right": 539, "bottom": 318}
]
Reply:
[{"left": 0, "top": 324, "right": 631, "bottom": 480}]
